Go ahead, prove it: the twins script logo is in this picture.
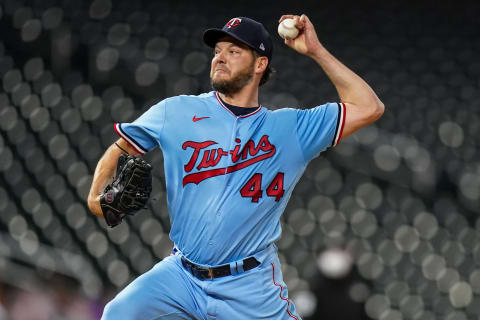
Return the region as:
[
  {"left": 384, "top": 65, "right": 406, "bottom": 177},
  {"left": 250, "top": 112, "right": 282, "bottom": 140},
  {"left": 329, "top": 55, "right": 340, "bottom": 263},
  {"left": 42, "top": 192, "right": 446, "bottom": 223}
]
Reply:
[{"left": 182, "top": 135, "right": 275, "bottom": 186}]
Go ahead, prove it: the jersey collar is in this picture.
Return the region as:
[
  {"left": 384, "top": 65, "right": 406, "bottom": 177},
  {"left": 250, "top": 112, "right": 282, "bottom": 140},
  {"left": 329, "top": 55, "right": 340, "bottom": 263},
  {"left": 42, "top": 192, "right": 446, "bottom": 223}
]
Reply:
[{"left": 214, "top": 91, "right": 264, "bottom": 118}]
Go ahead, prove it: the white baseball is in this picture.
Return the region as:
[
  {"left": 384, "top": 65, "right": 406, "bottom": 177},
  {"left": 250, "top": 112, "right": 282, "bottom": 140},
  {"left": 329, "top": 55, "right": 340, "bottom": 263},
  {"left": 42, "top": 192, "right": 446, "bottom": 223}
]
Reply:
[{"left": 278, "top": 18, "right": 299, "bottom": 40}]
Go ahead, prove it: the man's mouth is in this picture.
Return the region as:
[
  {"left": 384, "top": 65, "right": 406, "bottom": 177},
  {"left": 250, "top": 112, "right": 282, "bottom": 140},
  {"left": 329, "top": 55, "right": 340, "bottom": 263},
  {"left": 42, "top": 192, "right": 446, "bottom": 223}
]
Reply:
[{"left": 215, "top": 68, "right": 229, "bottom": 74}]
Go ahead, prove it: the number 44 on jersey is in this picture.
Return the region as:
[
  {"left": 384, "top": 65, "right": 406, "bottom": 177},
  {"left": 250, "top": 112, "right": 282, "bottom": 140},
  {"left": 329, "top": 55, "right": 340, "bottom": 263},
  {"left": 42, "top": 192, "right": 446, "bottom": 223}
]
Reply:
[{"left": 240, "top": 172, "right": 285, "bottom": 202}]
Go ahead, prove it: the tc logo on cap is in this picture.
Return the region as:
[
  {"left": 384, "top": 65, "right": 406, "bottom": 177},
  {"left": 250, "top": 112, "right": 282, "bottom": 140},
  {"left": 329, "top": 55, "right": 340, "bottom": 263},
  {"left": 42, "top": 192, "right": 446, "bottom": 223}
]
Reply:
[{"left": 226, "top": 18, "right": 242, "bottom": 28}]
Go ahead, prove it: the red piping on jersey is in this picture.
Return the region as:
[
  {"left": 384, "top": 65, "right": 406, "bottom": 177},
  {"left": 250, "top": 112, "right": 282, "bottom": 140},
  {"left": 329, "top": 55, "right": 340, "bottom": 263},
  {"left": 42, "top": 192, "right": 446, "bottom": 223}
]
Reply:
[
  {"left": 214, "top": 91, "right": 263, "bottom": 118},
  {"left": 334, "top": 103, "right": 346, "bottom": 146},
  {"left": 337, "top": 102, "right": 346, "bottom": 145},
  {"left": 114, "top": 123, "right": 145, "bottom": 154},
  {"left": 271, "top": 263, "right": 299, "bottom": 320}
]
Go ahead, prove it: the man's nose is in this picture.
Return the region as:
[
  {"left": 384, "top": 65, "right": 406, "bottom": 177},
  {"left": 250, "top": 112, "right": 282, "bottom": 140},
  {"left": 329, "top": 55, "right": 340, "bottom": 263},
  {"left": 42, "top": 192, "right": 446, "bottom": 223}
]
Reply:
[{"left": 215, "top": 51, "right": 226, "bottom": 64}]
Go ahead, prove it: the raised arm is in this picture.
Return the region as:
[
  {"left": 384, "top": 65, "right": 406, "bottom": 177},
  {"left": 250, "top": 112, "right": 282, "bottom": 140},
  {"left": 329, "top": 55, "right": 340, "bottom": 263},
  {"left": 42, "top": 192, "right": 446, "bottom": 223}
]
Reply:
[
  {"left": 87, "top": 138, "right": 141, "bottom": 217},
  {"left": 279, "top": 14, "right": 384, "bottom": 139}
]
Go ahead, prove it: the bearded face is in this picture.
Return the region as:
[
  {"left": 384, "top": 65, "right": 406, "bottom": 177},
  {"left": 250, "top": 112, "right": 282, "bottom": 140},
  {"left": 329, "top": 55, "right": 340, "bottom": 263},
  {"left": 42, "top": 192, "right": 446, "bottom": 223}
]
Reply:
[
  {"left": 210, "top": 39, "right": 256, "bottom": 96},
  {"left": 210, "top": 59, "right": 254, "bottom": 95}
]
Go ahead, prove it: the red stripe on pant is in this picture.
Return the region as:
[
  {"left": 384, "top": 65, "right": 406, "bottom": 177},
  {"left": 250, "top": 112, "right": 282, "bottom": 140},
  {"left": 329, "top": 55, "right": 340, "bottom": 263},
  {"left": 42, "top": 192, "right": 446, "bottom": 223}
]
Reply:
[{"left": 271, "top": 263, "right": 299, "bottom": 320}]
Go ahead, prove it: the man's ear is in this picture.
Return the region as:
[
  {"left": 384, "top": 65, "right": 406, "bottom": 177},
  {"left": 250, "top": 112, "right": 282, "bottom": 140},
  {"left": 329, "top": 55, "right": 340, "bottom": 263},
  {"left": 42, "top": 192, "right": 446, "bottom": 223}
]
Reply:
[{"left": 255, "top": 56, "right": 268, "bottom": 74}]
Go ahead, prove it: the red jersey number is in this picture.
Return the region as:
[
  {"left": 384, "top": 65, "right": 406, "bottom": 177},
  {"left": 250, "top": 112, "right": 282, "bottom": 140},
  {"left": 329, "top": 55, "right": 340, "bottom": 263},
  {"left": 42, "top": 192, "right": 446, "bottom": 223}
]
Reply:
[
  {"left": 240, "top": 173, "right": 262, "bottom": 202},
  {"left": 240, "top": 172, "right": 285, "bottom": 203},
  {"left": 266, "top": 172, "right": 285, "bottom": 201}
]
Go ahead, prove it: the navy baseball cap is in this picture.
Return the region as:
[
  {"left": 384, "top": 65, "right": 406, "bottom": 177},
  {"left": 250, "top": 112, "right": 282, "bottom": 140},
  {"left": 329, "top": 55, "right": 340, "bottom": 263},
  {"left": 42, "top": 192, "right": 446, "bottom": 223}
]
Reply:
[{"left": 203, "top": 17, "right": 273, "bottom": 64}]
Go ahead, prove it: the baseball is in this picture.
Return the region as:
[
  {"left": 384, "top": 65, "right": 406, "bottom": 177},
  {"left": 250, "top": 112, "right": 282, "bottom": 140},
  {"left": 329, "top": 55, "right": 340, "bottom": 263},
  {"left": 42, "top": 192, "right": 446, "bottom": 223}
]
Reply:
[{"left": 278, "top": 18, "right": 299, "bottom": 40}]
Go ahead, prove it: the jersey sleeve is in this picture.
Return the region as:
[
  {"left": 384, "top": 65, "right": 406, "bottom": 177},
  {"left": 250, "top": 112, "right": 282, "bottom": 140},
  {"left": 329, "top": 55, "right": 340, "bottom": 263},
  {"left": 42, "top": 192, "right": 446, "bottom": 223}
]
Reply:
[
  {"left": 296, "top": 102, "right": 346, "bottom": 162},
  {"left": 114, "top": 99, "right": 167, "bottom": 154}
]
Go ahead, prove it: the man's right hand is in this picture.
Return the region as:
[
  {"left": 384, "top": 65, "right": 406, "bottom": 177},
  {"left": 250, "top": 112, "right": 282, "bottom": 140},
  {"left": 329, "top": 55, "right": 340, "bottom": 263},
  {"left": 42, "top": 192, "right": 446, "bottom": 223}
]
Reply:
[{"left": 279, "top": 14, "right": 323, "bottom": 58}]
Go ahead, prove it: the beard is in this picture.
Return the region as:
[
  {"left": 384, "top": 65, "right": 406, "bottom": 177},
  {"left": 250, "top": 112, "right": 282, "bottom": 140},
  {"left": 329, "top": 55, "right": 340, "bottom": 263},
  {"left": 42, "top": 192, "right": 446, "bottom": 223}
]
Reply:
[{"left": 210, "top": 62, "right": 254, "bottom": 96}]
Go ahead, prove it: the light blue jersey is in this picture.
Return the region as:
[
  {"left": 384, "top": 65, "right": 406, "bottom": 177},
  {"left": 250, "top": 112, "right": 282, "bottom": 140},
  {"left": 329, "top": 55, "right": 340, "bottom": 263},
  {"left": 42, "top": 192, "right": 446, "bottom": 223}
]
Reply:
[
  {"left": 105, "top": 91, "right": 346, "bottom": 320},
  {"left": 115, "top": 91, "right": 345, "bottom": 265}
]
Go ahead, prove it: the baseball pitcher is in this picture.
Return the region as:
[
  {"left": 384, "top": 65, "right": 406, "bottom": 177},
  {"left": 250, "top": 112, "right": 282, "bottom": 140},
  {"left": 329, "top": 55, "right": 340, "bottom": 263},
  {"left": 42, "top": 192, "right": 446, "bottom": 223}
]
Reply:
[{"left": 88, "top": 14, "right": 384, "bottom": 320}]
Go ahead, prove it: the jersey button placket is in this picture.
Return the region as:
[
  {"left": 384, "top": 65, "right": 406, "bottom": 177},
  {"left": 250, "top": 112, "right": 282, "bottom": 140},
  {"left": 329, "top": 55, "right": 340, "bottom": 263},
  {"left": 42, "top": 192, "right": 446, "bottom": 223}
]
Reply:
[
  {"left": 215, "top": 118, "right": 237, "bottom": 219},
  {"left": 223, "top": 118, "right": 238, "bottom": 189},
  {"left": 208, "top": 119, "right": 237, "bottom": 246}
]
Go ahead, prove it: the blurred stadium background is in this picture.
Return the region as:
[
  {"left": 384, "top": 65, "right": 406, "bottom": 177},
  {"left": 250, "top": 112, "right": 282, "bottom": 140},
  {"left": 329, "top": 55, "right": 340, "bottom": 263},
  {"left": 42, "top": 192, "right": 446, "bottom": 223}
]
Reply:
[{"left": 0, "top": 0, "right": 479, "bottom": 319}]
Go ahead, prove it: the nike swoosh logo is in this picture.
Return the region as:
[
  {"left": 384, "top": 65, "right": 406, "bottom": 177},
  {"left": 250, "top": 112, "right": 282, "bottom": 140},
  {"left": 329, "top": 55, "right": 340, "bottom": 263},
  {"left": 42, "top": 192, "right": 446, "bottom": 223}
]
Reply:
[{"left": 193, "top": 116, "right": 210, "bottom": 122}]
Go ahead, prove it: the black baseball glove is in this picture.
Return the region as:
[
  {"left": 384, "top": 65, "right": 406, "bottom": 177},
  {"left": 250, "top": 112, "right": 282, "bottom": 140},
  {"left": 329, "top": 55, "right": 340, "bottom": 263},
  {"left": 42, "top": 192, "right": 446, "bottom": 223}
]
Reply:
[{"left": 100, "top": 154, "right": 153, "bottom": 227}]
